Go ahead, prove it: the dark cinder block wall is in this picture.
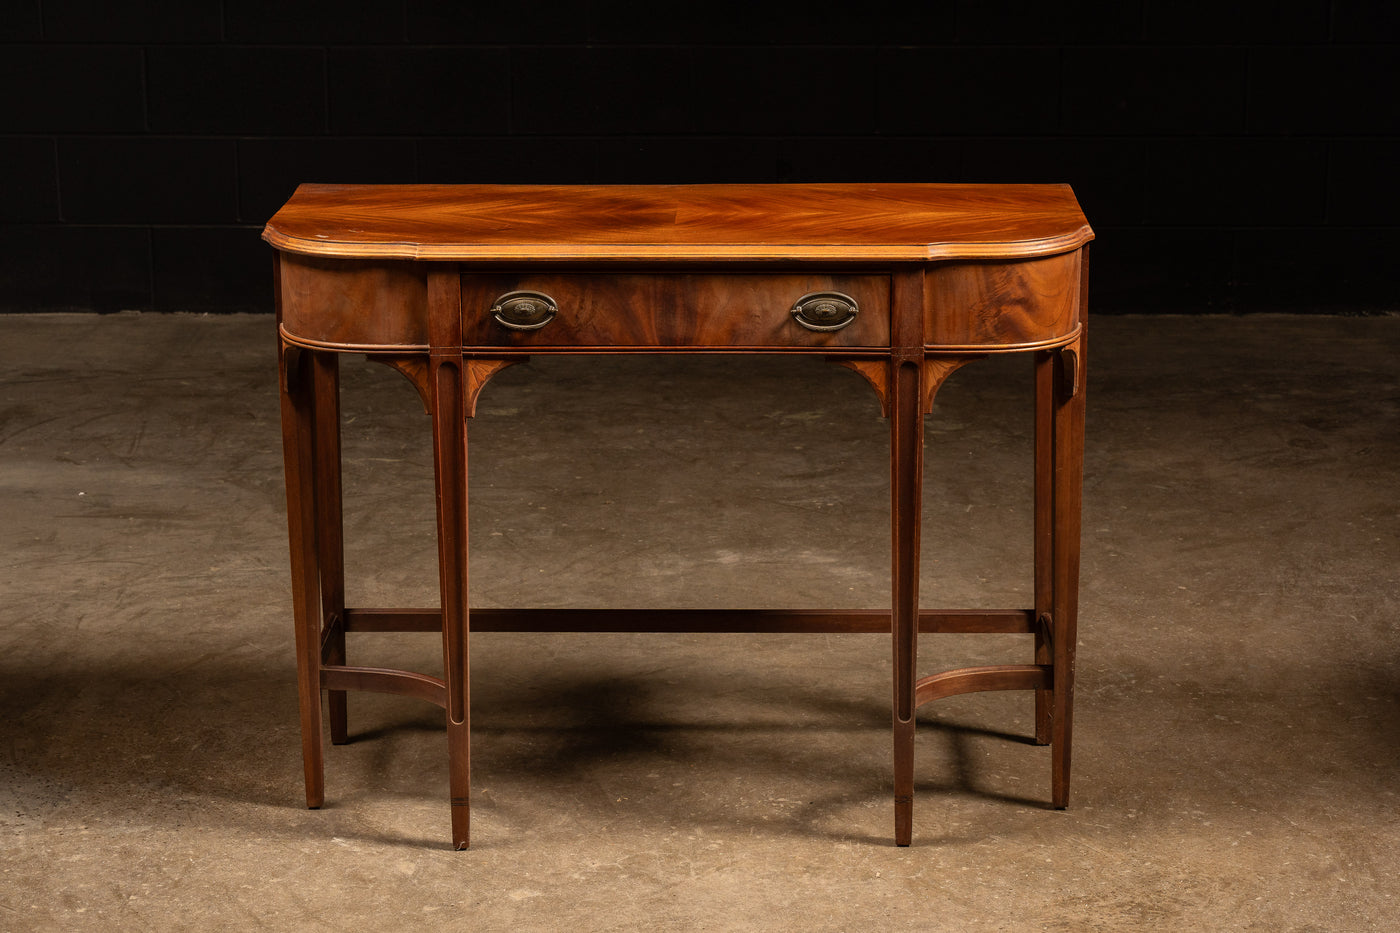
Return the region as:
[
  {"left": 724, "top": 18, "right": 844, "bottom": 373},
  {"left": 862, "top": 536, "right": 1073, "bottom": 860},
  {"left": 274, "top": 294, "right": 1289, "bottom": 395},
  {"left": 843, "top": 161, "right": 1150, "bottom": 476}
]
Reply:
[{"left": 1, "top": 0, "right": 1396, "bottom": 313}]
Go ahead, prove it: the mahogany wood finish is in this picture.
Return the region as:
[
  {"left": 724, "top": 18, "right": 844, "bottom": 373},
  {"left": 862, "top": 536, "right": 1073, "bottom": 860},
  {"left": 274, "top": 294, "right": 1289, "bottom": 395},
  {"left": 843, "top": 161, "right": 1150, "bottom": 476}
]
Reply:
[
  {"left": 321, "top": 665, "right": 447, "bottom": 708},
  {"left": 888, "top": 266, "right": 926, "bottom": 846},
  {"left": 264, "top": 183, "right": 1092, "bottom": 263},
  {"left": 339, "top": 607, "right": 1040, "bottom": 635},
  {"left": 266, "top": 183, "right": 1092, "bottom": 849},
  {"left": 924, "top": 251, "right": 1083, "bottom": 351},
  {"left": 914, "top": 664, "right": 1052, "bottom": 707},
  {"left": 459, "top": 272, "right": 891, "bottom": 350},
  {"left": 310, "top": 353, "right": 348, "bottom": 746},
  {"left": 280, "top": 254, "right": 429, "bottom": 351}
]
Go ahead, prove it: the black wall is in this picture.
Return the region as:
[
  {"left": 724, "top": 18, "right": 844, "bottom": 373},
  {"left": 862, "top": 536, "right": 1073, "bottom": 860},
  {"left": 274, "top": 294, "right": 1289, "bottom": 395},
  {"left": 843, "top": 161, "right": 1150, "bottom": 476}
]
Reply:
[{"left": 2, "top": 0, "right": 1396, "bottom": 313}]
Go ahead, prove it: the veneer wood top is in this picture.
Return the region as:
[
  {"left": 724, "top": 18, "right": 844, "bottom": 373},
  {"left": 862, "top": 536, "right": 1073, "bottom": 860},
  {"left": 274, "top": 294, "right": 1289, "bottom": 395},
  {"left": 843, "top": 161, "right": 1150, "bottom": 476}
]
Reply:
[{"left": 263, "top": 183, "right": 1093, "bottom": 262}]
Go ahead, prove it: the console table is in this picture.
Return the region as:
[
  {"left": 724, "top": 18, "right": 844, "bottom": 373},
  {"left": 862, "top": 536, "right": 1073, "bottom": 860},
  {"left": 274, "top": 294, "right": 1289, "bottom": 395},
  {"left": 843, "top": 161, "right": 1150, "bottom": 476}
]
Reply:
[{"left": 263, "top": 183, "right": 1092, "bottom": 849}]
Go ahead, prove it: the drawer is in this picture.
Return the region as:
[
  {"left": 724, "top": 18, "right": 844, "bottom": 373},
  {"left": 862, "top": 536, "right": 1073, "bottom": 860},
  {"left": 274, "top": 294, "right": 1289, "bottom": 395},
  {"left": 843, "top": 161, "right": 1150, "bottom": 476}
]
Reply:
[
  {"left": 460, "top": 273, "right": 890, "bottom": 350},
  {"left": 924, "top": 250, "right": 1083, "bottom": 351},
  {"left": 279, "top": 254, "right": 429, "bottom": 350}
]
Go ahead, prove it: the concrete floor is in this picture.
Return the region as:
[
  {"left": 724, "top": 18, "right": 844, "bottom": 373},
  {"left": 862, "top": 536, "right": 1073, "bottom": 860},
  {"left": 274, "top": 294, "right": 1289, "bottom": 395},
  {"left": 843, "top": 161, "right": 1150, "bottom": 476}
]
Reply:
[{"left": 1, "top": 312, "right": 1397, "bottom": 931}]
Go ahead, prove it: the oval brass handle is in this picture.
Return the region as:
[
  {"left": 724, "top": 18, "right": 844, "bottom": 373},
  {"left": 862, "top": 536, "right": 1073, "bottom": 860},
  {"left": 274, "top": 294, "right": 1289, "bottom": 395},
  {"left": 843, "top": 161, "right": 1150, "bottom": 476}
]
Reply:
[
  {"left": 791, "top": 291, "right": 859, "bottom": 332},
  {"left": 491, "top": 291, "right": 557, "bottom": 331}
]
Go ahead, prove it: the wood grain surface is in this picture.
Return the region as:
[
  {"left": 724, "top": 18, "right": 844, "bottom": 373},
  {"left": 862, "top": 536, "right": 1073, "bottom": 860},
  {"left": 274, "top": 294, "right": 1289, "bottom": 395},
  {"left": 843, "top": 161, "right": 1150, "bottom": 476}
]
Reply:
[
  {"left": 279, "top": 253, "right": 429, "bottom": 349},
  {"left": 924, "top": 251, "right": 1082, "bottom": 350},
  {"left": 459, "top": 272, "right": 890, "bottom": 349},
  {"left": 263, "top": 183, "right": 1093, "bottom": 262}
]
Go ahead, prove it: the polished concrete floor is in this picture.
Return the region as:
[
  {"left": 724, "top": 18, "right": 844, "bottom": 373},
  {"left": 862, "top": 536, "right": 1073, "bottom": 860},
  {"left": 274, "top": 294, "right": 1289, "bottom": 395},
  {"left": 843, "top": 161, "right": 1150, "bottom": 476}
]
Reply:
[{"left": 1, "top": 312, "right": 1397, "bottom": 931}]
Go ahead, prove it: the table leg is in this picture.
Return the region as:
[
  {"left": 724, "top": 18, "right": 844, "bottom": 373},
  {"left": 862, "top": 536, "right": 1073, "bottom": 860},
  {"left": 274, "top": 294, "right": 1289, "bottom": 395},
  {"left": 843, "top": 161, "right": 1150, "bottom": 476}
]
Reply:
[
  {"left": 279, "top": 343, "right": 325, "bottom": 809},
  {"left": 430, "top": 353, "right": 472, "bottom": 849},
  {"left": 1052, "top": 331, "right": 1085, "bottom": 809},
  {"left": 1033, "top": 333, "right": 1086, "bottom": 808},
  {"left": 1033, "top": 351, "right": 1054, "bottom": 747},
  {"left": 890, "top": 354, "right": 923, "bottom": 846},
  {"left": 311, "top": 352, "right": 348, "bottom": 745}
]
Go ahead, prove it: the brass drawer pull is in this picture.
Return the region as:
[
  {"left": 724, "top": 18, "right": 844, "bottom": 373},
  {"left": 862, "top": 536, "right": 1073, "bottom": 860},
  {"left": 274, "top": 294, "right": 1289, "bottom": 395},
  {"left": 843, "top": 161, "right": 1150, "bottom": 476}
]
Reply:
[
  {"left": 791, "top": 291, "right": 858, "bottom": 332},
  {"left": 491, "top": 291, "right": 557, "bottom": 331}
]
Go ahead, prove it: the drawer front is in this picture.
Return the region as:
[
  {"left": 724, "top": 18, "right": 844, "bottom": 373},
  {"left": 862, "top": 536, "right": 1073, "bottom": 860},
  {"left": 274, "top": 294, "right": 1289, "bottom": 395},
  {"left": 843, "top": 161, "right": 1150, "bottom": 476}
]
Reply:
[
  {"left": 461, "top": 273, "right": 890, "bottom": 350},
  {"left": 279, "top": 254, "right": 428, "bottom": 350},
  {"left": 924, "top": 250, "right": 1083, "bottom": 351}
]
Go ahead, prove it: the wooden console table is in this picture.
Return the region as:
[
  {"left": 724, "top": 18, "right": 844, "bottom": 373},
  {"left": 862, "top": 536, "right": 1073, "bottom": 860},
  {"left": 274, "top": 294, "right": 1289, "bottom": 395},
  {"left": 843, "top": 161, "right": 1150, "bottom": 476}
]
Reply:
[{"left": 263, "top": 183, "right": 1092, "bottom": 849}]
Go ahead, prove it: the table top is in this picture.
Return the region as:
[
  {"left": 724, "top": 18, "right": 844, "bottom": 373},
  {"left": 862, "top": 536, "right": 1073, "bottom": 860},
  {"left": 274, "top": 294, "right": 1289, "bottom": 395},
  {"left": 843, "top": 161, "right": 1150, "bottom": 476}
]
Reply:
[{"left": 262, "top": 183, "right": 1093, "bottom": 263}]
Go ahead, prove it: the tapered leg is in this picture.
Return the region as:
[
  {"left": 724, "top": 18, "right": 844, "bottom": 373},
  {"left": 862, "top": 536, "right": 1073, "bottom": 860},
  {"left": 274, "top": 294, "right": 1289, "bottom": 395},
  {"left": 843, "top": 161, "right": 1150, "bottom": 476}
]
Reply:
[
  {"left": 1033, "top": 351, "right": 1055, "bottom": 746},
  {"left": 311, "top": 352, "right": 349, "bottom": 745},
  {"left": 1050, "top": 333, "right": 1086, "bottom": 808},
  {"left": 1032, "top": 332, "right": 1086, "bottom": 806},
  {"left": 279, "top": 343, "right": 325, "bottom": 809},
  {"left": 890, "top": 355, "right": 923, "bottom": 846},
  {"left": 430, "top": 353, "right": 472, "bottom": 849}
]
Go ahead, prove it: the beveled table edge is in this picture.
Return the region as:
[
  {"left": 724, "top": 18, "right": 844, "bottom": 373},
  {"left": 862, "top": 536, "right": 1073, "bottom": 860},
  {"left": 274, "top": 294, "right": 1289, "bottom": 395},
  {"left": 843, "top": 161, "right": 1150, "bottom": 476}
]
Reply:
[{"left": 261, "top": 230, "right": 1094, "bottom": 263}]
